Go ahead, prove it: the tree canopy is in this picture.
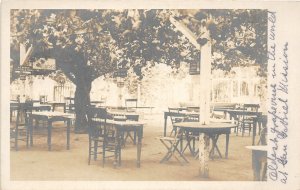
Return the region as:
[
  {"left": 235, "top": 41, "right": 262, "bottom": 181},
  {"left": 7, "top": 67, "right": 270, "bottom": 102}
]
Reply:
[{"left": 11, "top": 9, "right": 267, "bottom": 82}]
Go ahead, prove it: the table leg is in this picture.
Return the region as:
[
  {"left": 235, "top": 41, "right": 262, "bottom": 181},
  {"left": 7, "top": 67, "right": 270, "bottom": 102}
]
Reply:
[
  {"left": 10, "top": 110, "right": 13, "bottom": 122},
  {"left": 67, "top": 119, "right": 70, "bottom": 150},
  {"left": 258, "top": 119, "right": 262, "bottom": 135},
  {"left": 26, "top": 117, "right": 30, "bottom": 149},
  {"left": 252, "top": 119, "right": 257, "bottom": 145},
  {"left": 210, "top": 135, "right": 222, "bottom": 159},
  {"left": 252, "top": 150, "right": 261, "bottom": 181},
  {"left": 133, "top": 131, "right": 137, "bottom": 145},
  {"left": 15, "top": 110, "right": 20, "bottom": 151},
  {"left": 199, "top": 133, "right": 210, "bottom": 178},
  {"left": 137, "top": 127, "right": 142, "bottom": 168},
  {"left": 47, "top": 120, "right": 52, "bottom": 151},
  {"left": 30, "top": 116, "right": 33, "bottom": 147},
  {"left": 225, "top": 133, "right": 229, "bottom": 159},
  {"left": 113, "top": 128, "right": 120, "bottom": 168},
  {"left": 210, "top": 135, "right": 215, "bottom": 160}
]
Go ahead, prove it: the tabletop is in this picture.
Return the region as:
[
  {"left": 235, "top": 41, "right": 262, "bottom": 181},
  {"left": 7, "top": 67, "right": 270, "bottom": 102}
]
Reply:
[
  {"left": 46, "top": 101, "right": 66, "bottom": 104},
  {"left": 210, "top": 118, "right": 232, "bottom": 123},
  {"left": 246, "top": 146, "right": 268, "bottom": 152},
  {"left": 226, "top": 109, "right": 262, "bottom": 115},
  {"left": 31, "top": 111, "right": 74, "bottom": 118},
  {"left": 108, "top": 110, "right": 139, "bottom": 116},
  {"left": 173, "top": 122, "right": 236, "bottom": 129},
  {"left": 106, "top": 119, "right": 144, "bottom": 127}
]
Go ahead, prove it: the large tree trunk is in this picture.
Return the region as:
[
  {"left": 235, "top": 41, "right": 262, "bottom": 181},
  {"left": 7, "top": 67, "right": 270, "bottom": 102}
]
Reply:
[{"left": 74, "top": 77, "right": 92, "bottom": 133}]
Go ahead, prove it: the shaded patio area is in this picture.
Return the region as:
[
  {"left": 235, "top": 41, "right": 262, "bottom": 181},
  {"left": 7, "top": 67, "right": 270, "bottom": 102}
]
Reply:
[{"left": 11, "top": 113, "right": 254, "bottom": 181}]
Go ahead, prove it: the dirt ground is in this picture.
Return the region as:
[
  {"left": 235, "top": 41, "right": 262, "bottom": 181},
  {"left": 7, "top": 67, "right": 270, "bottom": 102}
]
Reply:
[{"left": 10, "top": 113, "right": 254, "bottom": 181}]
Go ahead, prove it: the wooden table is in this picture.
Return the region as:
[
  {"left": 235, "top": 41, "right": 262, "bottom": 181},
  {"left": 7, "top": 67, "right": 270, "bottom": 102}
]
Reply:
[
  {"left": 29, "top": 111, "right": 74, "bottom": 151},
  {"left": 106, "top": 119, "right": 144, "bottom": 168},
  {"left": 10, "top": 103, "right": 52, "bottom": 121},
  {"left": 46, "top": 102, "right": 67, "bottom": 112},
  {"left": 163, "top": 111, "right": 199, "bottom": 137},
  {"left": 108, "top": 111, "right": 140, "bottom": 144},
  {"left": 246, "top": 146, "right": 267, "bottom": 181},
  {"left": 173, "top": 122, "right": 236, "bottom": 177},
  {"left": 108, "top": 110, "right": 139, "bottom": 121},
  {"left": 226, "top": 110, "right": 262, "bottom": 145}
]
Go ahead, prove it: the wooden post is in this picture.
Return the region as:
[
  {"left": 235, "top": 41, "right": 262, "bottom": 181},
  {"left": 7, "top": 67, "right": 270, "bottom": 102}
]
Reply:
[
  {"left": 169, "top": 16, "right": 212, "bottom": 178},
  {"left": 198, "top": 25, "right": 212, "bottom": 178},
  {"left": 137, "top": 83, "right": 141, "bottom": 103},
  {"left": 199, "top": 133, "right": 210, "bottom": 177},
  {"left": 20, "top": 44, "right": 26, "bottom": 66},
  {"left": 199, "top": 31, "right": 211, "bottom": 125}
]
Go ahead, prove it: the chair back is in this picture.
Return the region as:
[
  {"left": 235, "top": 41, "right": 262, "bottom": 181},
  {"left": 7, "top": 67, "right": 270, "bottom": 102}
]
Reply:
[
  {"left": 184, "top": 114, "right": 199, "bottom": 122},
  {"left": 168, "top": 108, "right": 186, "bottom": 125},
  {"left": 39, "top": 95, "right": 47, "bottom": 104},
  {"left": 125, "top": 98, "right": 138, "bottom": 112},
  {"left": 86, "top": 107, "right": 107, "bottom": 138},
  {"left": 243, "top": 104, "right": 260, "bottom": 112},
  {"left": 15, "top": 103, "right": 34, "bottom": 127},
  {"left": 168, "top": 107, "right": 180, "bottom": 113},
  {"left": 65, "top": 97, "right": 75, "bottom": 113},
  {"left": 168, "top": 108, "right": 187, "bottom": 136},
  {"left": 186, "top": 106, "right": 200, "bottom": 113}
]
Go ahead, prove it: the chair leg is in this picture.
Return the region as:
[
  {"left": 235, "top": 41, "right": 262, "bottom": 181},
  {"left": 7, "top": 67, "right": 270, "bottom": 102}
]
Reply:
[
  {"left": 15, "top": 112, "right": 20, "bottom": 151},
  {"left": 26, "top": 125, "right": 29, "bottom": 148},
  {"left": 249, "top": 124, "right": 252, "bottom": 136},
  {"left": 118, "top": 147, "right": 121, "bottom": 167},
  {"left": 102, "top": 140, "right": 105, "bottom": 167},
  {"left": 133, "top": 131, "right": 137, "bottom": 145},
  {"left": 88, "top": 139, "right": 91, "bottom": 165},
  {"left": 15, "top": 127, "right": 19, "bottom": 151},
  {"left": 261, "top": 162, "right": 267, "bottom": 181},
  {"left": 242, "top": 123, "right": 245, "bottom": 137},
  {"left": 159, "top": 140, "right": 172, "bottom": 163},
  {"left": 94, "top": 141, "right": 98, "bottom": 161}
]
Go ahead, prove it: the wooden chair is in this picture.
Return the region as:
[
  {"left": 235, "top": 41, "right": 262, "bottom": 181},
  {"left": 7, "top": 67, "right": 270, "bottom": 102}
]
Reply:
[
  {"left": 65, "top": 97, "right": 75, "bottom": 113},
  {"left": 157, "top": 109, "right": 188, "bottom": 164},
  {"left": 10, "top": 103, "right": 33, "bottom": 151},
  {"left": 236, "top": 104, "right": 259, "bottom": 136},
  {"left": 158, "top": 127, "right": 189, "bottom": 165},
  {"left": 123, "top": 115, "right": 140, "bottom": 146},
  {"left": 181, "top": 115, "right": 199, "bottom": 156},
  {"left": 39, "top": 95, "right": 47, "bottom": 104},
  {"left": 168, "top": 108, "right": 186, "bottom": 136},
  {"left": 186, "top": 106, "right": 200, "bottom": 113},
  {"left": 109, "top": 112, "right": 139, "bottom": 146},
  {"left": 86, "top": 107, "right": 119, "bottom": 167},
  {"left": 125, "top": 98, "right": 138, "bottom": 112},
  {"left": 242, "top": 104, "right": 259, "bottom": 136}
]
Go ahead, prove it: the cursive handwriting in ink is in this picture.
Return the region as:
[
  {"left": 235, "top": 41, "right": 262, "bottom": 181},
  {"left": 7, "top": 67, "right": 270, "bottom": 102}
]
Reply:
[
  {"left": 268, "top": 11, "right": 277, "bottom": 79},
  {"left": 267, "top": 10, "right": 289, "bottom": 184},
  {"left": 268, "top": 11, "right": 276, "bottom": 40}
]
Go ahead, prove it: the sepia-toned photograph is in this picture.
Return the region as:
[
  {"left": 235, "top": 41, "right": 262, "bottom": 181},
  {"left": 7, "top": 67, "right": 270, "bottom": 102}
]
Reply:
[{"left": 8, "top": 9, "right": 270, "bottom": 182}]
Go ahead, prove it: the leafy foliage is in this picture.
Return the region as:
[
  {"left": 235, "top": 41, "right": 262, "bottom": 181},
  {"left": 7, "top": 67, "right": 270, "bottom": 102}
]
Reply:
[
  {"left": 182, "top": 9, "right": 268, "bottom": 76},
  {"left": 11, "top": 9, "right": 267, "bottom": 82}
]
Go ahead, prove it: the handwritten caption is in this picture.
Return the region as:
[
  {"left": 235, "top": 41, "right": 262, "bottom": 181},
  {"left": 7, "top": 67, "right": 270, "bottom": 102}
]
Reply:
[{"left": 267, "top": 11, "right": 288, "bottom": 184}]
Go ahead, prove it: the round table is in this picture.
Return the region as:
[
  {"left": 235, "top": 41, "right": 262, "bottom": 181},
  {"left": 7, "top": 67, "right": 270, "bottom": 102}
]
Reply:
[
  {"left": 226, "top": 110, "right": 262, "bottom": 144},
  {"left": 173, "top": 122, "right": 236, "bottom": 178}
]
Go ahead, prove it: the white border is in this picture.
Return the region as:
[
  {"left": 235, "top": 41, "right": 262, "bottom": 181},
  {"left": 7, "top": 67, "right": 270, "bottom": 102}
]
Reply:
[{"left": 1, "top": 1, "right": 300, "bottom": 190}]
